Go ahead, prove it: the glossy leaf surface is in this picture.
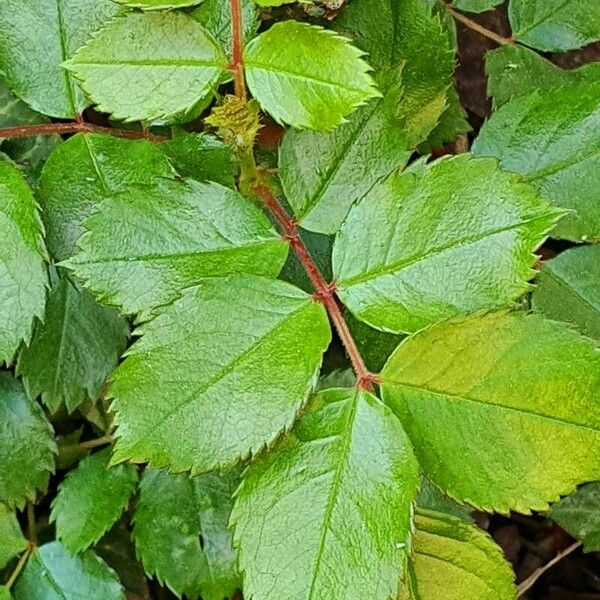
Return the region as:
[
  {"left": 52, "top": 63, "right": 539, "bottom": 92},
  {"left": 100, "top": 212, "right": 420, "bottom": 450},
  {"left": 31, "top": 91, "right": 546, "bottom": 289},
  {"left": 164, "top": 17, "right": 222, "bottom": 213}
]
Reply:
[
  {"left": 111, "top": 275, "right": 331, "bottom": 472},
  {"left": 233, "top": 388, "right": 419, "bottom": 600},
  {"left": 473, "top": 83, "right": 600, "bottom": 241},
  {"left": 333, "top": 155, "right": 560, "bottom": 333},
  {"left": 66, "top": 179, "right": 288, "bottom": 316},
  {"left": 382, "top": 311, "right": 600, "bottom": 512},
  {"left": 244, "top": 21, "right": 379, "bottom": 130},
  {"left": 65, "top": 12, "right": 227, "bottom": 122}
]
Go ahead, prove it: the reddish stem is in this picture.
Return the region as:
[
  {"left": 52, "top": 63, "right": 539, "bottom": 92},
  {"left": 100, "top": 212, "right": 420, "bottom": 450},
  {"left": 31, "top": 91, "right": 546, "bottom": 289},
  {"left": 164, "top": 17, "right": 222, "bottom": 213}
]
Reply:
[
  {"left": 0, "top": 121, "right": 165, "bottom": 142},
  {"left": 253, "top": 183, "right": 378, "bottom": 390},
  {"left": 230, "top": 0, "right": 247, "bottom": 99}
]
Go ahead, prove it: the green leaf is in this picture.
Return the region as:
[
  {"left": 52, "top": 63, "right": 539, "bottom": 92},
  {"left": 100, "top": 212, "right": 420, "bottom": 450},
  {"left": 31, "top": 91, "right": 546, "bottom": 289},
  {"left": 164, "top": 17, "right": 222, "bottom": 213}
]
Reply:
[
  {"left": 0, "top": 84, "right": 61, "bottom": 183},
  {"left": 550, "top": 483, "right": 600, "bottom": 552},
  {"left": 532, "top": 246, "right": 600, "bottom": 341},
  {"left": 65, "top": 12, "right": 227, "bottom": 123},
  {"left": 17, "top": 270, "right": 129, "bottom": 413},
  {"left": 509, "top": 0, "right": 600, "bottom": 52},
  {"left": 279, "top": 67, "right": 412, "bottom": 234},
  {"left": 399, "top": 510, "right": 516, "bottom": 600},
  {"left": 51, "top": 448, "right": 138, "bottom": 554},
  {"left": 113, "top": 0, "right": 205, "bottom": 9},
  {"left": 0, "top": 373, "right": 56, "bottom": 508},
  {"left": 111, "top": 275, "right": 331, "bottom": 472},
  {"left": 13, "top": 542, "right": 124, "bottom": 600},
  {"left": 232, "top": 388, "right": 420, "bottom": 600},
  {"left": 0, "top": 160, "right": 47, "bottom": 363},
  {"left": 159, "top": 132, "right": 237, "bottom": 186},
  {"left": 473, "top": 83, "right": 600, "bottom": 241},
  {"left": 334, "top": 0, "right": 455, "bottom": 145},
  {"left": 0, "top": 0, "right": 119, "bottom": 118},
  {"left": 0, "top": 504, "right": 27, "bottom": 569},
  {"left": 133, "top": 468, "right": 240, "bottom": 600},
  {"left": 381, "top": 311, "right": 600, "bottom": 512},
  {"left": 333, "top": 155, "right": 560, "bottom": 334},
  {"left": 37, "top": 133, "right": 174, "bottom": 262},
  {"left": 244, "top": 21, "right": 379, "bottom": 130},
  {"left": 0, "top": 587, "right": 10, "bottom": 600},
  {"left": 66, "top": 179, "right": 288, "bottom": 317},
  {"left": 417, "top": 479, "right": 473, "bottom": 523},
  {"left": 253, "top": 0, "right": 294, "bottom": 5},
  {"left": 486, "top": 45, "right": 600, "bottom": 108},
  {"left": 192, "top": 0, "right": 259, "bottom": 59},
  {"left": 452, "top": 0, "right": 502, "bottom": 12}
]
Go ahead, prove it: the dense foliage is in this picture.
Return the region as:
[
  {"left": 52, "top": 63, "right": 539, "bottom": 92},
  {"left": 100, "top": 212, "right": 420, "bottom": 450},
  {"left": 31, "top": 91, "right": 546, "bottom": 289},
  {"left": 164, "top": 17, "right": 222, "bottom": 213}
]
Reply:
[{"left": 0, "top": 0, "right": 599, "bottom": 598}]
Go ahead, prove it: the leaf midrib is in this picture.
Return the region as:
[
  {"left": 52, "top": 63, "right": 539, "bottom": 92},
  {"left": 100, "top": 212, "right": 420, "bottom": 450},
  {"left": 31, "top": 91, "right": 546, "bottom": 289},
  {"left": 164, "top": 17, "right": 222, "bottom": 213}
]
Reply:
[
  {"left": 122, "top": 299, "right": 316, "bottom": 458},
  {"left": 384, "top": 379, "right": 600, "bottom": 433},
  {"left": 338, "top": 213, "right": 552, "bottom": 287},
  {"left": 307, "top": 391, "right": 358, "bottom": 599}
]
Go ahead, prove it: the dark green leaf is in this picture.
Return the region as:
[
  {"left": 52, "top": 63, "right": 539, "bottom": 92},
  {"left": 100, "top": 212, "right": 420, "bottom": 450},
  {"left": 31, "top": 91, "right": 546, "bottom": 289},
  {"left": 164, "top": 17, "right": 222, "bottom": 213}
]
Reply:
[
  {"left": 0, "top": 0, "right": 119, "bottom": 118},
  {"left": 381, "top": 311, "right": 600, "bottom": 512},
  {"left": 244, "top": 21, "right": 379, "bottom": 130},
  {"left": 133, "top": 468, "right": 240, "bottom": 600},
  {"left": 0, "top": 161, "right": 48, "bottom": 362},
  {"left": 111, "top": 275, "right": 331, "bottom": 472},
  {"left": 0, "top": 373, "right": 55, "bottom": 508},
  {"left": 38, "top": 133, "right": 174, "bottom": 262},
  {"left": 509, "top": 0, "right": 600, "bottom": 52},
  {"left": 333, "top": 155, "right": 561, "bottom": 333},
  {"left": 17, "top": 270, "right": 129, "bottom": 413},
  {"left": 66, "top": 179, "right": 288, "bottom": 317},
  {"left": 51, "top": 448, "right": 138, "bottom": 554},
  {"left": 452, "top": 0, "right": 502, "bottom": 12},
  {"left": 232, "top": 388, "right": 420, "bottom": 600},
  {"left": 532, "top": 246, "right": 600, "bottom": 340},
  {"left": 486, "top": 45, "right": 600, "bottom": 108},
  {"left": 473, "top": 83, "right": 600, "bottom": 241},
  {"left": 550, "top": 483, "right": 600, "bottom": 552},
  {"left": 13, "top": 542, "right": 124, "bottom": 600},
  {"left": 65, "top": 12, "right": 227, "bottom": 123}
]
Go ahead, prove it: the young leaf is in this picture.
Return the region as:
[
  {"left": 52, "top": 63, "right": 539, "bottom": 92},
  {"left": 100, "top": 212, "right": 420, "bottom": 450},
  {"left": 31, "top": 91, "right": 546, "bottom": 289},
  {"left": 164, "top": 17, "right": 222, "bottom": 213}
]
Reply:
[
  {"left": 399, "top": 510, "right": 516, "bottom": 600},
  {"left": 66, "top": 179, "right": 288, "bottom": 316},
  {"left": 133, "top": 468, "right": 240, "bottom": 600},
  {"left": 191, "top": 0, "right": 259, "bottom": 59},
  {"left": 65, "top": 12, "right": 227, "bottom": 123},
  {"left": 452, "top": 0, "right": 502, "bottom": 12},
  {"left": 473, "top": 83, "right": 600, "bottom": 241},
  {"left": 381, "top": 311, "right": 600, "bottom": 513},
  {"left": 0, "top": 504, "right": 27, "bottom": 569},
  {"left": 333, "top": 155, "right": 560, "bottom": 334},
  {"left": 509, "top": 0, "right": 600, "bottom": 52},
  {"left": 334, "top": 0, "right": 455, "bottom": 145},
  {"left": 0, "top": 160, "right": 47, "bottom": 363},
  {"left": 113, "top": 0, "right": 205, "bottom": 8},
  {"left": 17, "top": 270, "right": 129, "bottom": 413},
  {"left": 0, "top": 83, "right": 61, "bottom": 183},
  {"left": 486, "top": 45, "right": 600, "bottom": 108},
  {"left": 244, "top": 21, "right": 379, "bottom": 130},
  {"left": 0, "top": 0, "right": 119, "bottom": 118},
  {"left": 549, "top": 483, "right": 600, "bottom": 552},
  {"left": 51, "top": 448, "right": 138, "bottom": 554},
  {"left": 111, "top": 275, "right": 331, "bottom": 473},
  {"left": 0, "top": 373, "right": 56, "bottom": 509},
  {"left": 159, "top": 132, "right": 236, "bottom": 185},
  {"left": 232, "top": 388, "right": 420, "bottom": 600},
  {"left": 532, "top": 246, "right": 600, "bottom": 340},
  {"left": 13, "top": 542, "right": 124, "bottom": 600},
  {"left": 279, "top": 67, "right": 412, "bottom": 234},
  {"left": 38, "top": 133, "right": 174, "bottom": 262}
]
